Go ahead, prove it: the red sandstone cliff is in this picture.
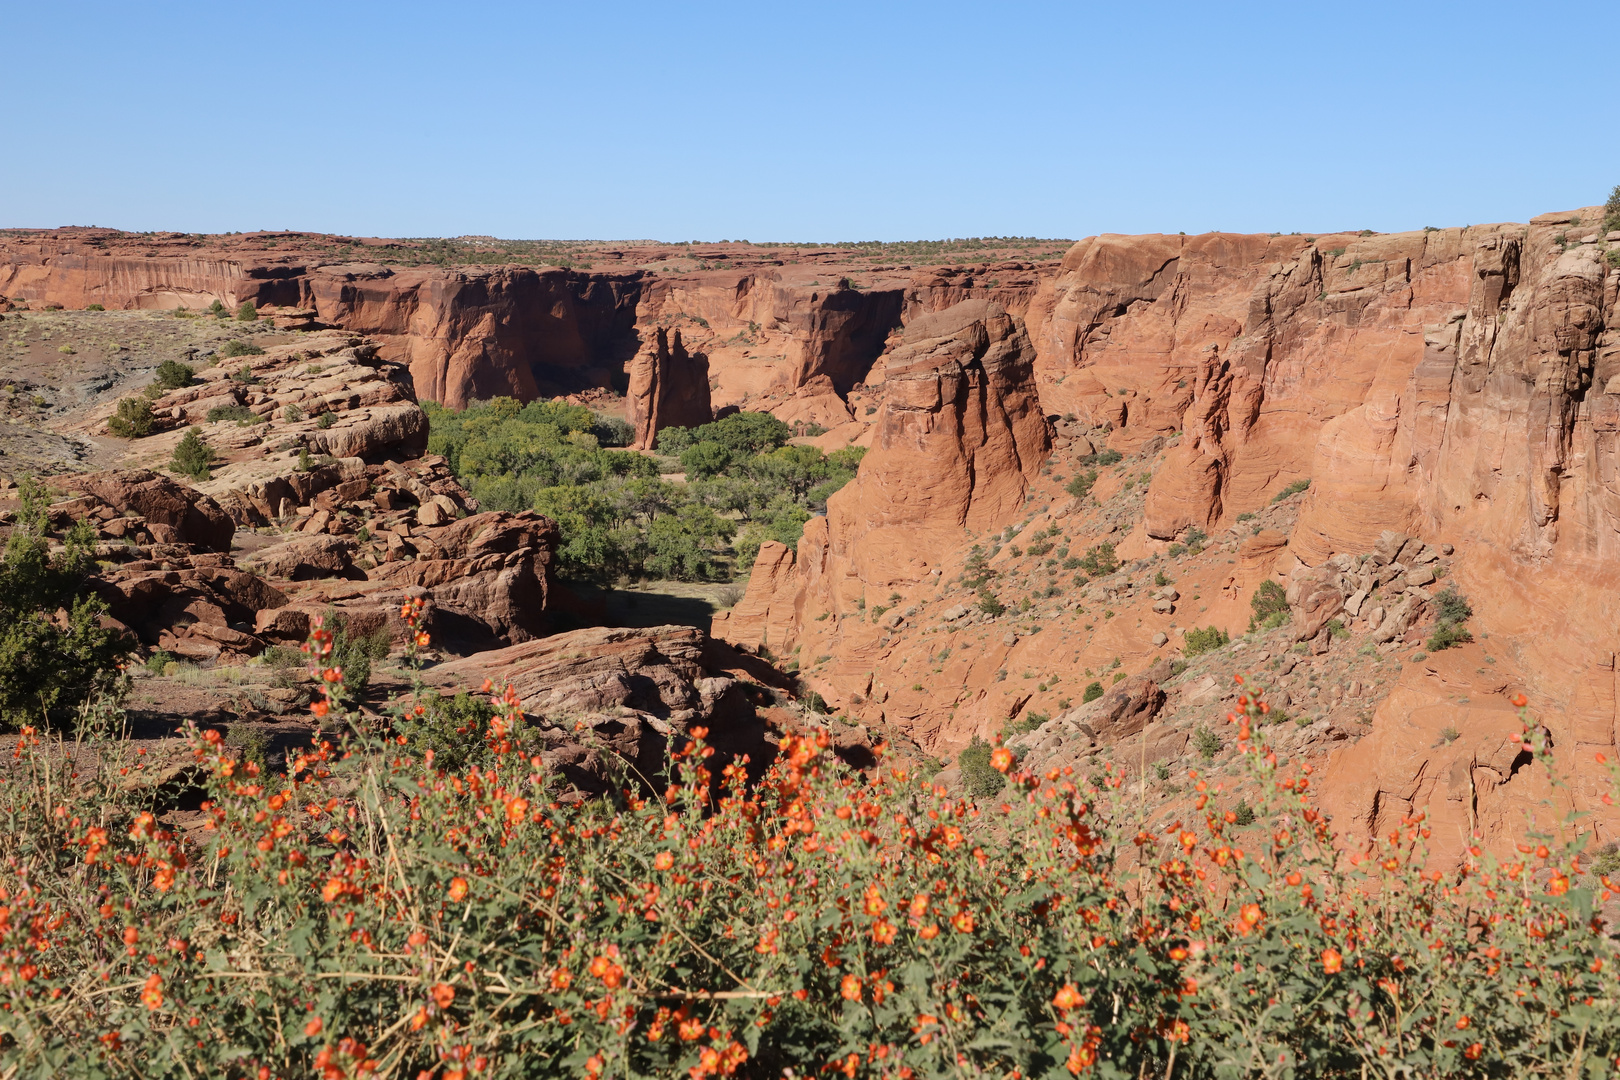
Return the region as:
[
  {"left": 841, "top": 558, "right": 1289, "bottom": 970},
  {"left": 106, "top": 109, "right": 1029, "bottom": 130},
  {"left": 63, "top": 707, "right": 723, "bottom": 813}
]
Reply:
[
  {"left": 0, "top": 231, "right": 1057, "bottom": 419},
  {"left": 716, "top": 210, "right": 1620, "bottom": 869},
  {"left": 626, "top": 327, "right": 713, "bottom": 449}
]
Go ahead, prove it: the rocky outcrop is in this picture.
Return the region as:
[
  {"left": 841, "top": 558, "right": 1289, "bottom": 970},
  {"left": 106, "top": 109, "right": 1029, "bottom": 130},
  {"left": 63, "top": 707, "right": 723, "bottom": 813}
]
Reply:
[
  {"left": 75, "top": 470, "right": 234, "bottom": 552},
  {"left": 717, "top": 299, "right": 1050, "bottom": 690},
  {"left": 430, "top": 624, "right": 775, "bottom": 791},
  {"left": 90, "top": 550, "right": 286, "bottom": 661},
  {"left": 626, "top": 327, "right": 712, "bottom": 449},
  {"left": 369, "top": 510, "right": 560, "bottom": 644},
  {"left": 821, "top": 299, "right": 1050, "bottom": 585}
]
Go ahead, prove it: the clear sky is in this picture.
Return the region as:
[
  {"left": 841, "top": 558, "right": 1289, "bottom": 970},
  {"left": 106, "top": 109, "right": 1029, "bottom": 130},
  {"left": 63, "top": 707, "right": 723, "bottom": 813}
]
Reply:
[{"left": 3, "top": 0, "right": 1616, "bottom": 242}]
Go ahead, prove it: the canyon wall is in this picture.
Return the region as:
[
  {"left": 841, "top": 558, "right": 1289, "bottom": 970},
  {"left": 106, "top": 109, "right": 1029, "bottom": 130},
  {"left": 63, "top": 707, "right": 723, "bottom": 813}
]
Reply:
[
  {"left": 718, "top": 209, "right": 1620, "bottom": 864},
  {"left": 0, "top": 231, "right": 1055, "bottom": 418}
]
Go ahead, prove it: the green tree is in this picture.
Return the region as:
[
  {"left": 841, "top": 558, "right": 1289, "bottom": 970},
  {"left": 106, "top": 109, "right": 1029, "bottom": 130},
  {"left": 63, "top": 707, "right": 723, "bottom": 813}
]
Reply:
[
  {"left": 235, "top": 301, "right": 258, "bottom": 321},
  {"left": 0, "top": 478, "right": 132, "bottom": 728},
  {"left": 645, "top": 504, "right": 735, "bottom": 580},
  {"left": 678, "top": 441, "right": 732, "bottom": 479},
  {"left": 151, "top": 359, "right": 194, "bottom": 391},
  {"left": 108, "top": 397, "right": 154, "bottom": 438},
  {"left": 169, "top": 428, "right": 216, "bottom": 481}
]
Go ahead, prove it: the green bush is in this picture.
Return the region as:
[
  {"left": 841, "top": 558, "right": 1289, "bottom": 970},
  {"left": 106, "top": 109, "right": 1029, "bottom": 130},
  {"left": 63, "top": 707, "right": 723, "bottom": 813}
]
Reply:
[
  {"left": 143, "top": 649, "right": 174, "bottom": 675},
  {"left": 1076, "top": 542, "right": 1118, "bottom": 577},
  {"left": 86, "top": 303, "right": 104, "bottom": 311},
  {"left": 108, "top": 397, "right": 154, "bottom": 438},
  {"left": 323, "top": 612, "right": 391, "bottom": 704},
  {"left": 1428, "top": 584, "right": 1474, "bottom": 651},
  {"left": 1079, "top": 448, "right": 1122, "bottom": 466},
  {"left": 1082, "top": 681, "right": 1104, "bottom": 703},
  {"left": 1433, "top": 583, "right": 1472, "bottom": 624},
  {"left": 393, "top": 689, "right": 500, "bottom": 772},
  {"left": 1248, "top": 579, "right": 1290, "bottom": 631},
  {"left": 1605, "top": 183, "right": 1620, "bottom": 235},
  {"left": 236, "top": 300, "right": 258, "bottom": 321},
  {"left": 168, "top": 428, "right": 216, "bottom": 481},
  {"left": 205, "top": 404, "right": 263, "bottom": 424},
  {"left": 317, "top": 411, "right": 336, "bottom": 429},
  {"left": 219, "top": 339, "right": 264, "bottom": 358},
  {"left": 957, "top": 736, "right": 1006, "bottom": 797},
  {"left": 976, "top": 591, "right": 1007, "bottom": 617},
  {"left": 1271, "top": 478, "right": 1310, "bottom": 503},
  {"left": 1183, "top": 625, "right": 1230, "bottom": 657},
  {"left": 1428, "top": 621, "right": 1473, "bottom": 652},
  {"left": 0, "top": 478, "right": 132, "bottom": 729},
  {"left": 1065, "top": 469, "right": 1098, "bottom": 499},
  {"left": 1194, "top": 724, "right": 1221, "bottom": 759},
  {"left": 1232, "top": 799, "right": 1256, "bottom": 826},
  {"left": 283, "top": 404, "right": 305, "bottom": 422},
  {"left": 151, "top": 359, "right": 194, "bottom": 391},
  {"left": 208, "top": 299, "right": 228, "bottom": 317}
]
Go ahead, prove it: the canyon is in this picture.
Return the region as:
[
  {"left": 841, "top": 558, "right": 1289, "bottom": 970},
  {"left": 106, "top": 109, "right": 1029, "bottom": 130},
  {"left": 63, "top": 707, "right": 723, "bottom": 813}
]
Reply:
[{"left": 4, "top": 207, "right": 1620, "bottom": 872}]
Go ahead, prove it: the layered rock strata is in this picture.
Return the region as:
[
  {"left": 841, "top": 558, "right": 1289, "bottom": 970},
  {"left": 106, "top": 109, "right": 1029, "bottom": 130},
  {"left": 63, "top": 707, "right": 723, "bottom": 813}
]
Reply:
[{"left": 625, "top": 327, "right": 712, "bottom": 449}]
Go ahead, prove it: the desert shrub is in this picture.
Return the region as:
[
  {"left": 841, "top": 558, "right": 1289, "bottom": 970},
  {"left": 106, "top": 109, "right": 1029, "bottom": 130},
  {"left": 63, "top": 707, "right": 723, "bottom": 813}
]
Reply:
[
  {"left": 1065, "top": 469, "right": 1098, "bottom": 499},
  {"left": 591, "top": 413, "right": 636, "bottom": 447},
  {"left": 1194, "top": 724, "right": 1221, "bottom": 759},
  {"left": 316, "top": 411, "right": 336, "bottom": 429},
  {"left": 168, "top": 428, "right": 215, "bottom": 481},
  {"left": 976, "top": 591, "right": 1007, "bottom": 617},
  {"left": 1428, "top": 584, "right": 1474, "bottom": 651},
  {"left": 322, "top": 612, "right": 391, "bottom": 704},
  {"left": 800, "top": 689, "right": 827, "bottom": 715},
  {"left": 1248, "top": 578, "right": 1289, "bottom": 631},
  {"left": 219, "top": 339, "right": 264, "bottom": 359},
  {"left": 205, "top": 403, "right": 263, "bottom": 424},
  {"left": 108, "top": 397, "right": 154, "bottom": 438},
  {"left": 0, "top": 478, "right": 131, "bottom": 729},
  {"left": 151, "top": 359, "right": 194, "bottom": 391},
  {"left": 393, "top": 689, "right": 499, "bottom": 772},
  {"left": 1271, "top": 478, "right": 1311, "bottom": 503},
  {"left": 1605, "top": 182, "right": 1620, "bottom": 235},
  {"left": 1231, "top": 798, "right": 1256, "bottom": 826},
  {"left": 1079, "top": 448, "right": 1122, "bottom": 466},
  {"left": 1077, "top": 542, "right": 1118, "bottom": 577},
  {"left": 283, "top": 404, "right": 305, "bottom": 422},
  {"left": 957, "top": 736, "right": 1006, "bottom": 797},
  {"left": 1082, "top": 680, "right": 1104, "bottom": 703},
  {"left": 86, "top": 303, "right": 104, "bottom": 311},
  {"left": 235, "top": 300, "right": 258, "bottom": 321},
  {"left": 1433, "top": 583, "right": 1472, "bottom": 624},
  {"left": 1183, "top": 625, "right": 1230, "bottom": 657},
  {"left": 1428, "top": 621, "right": 1474, "bottom": 651},
  {"left": 0, "top": 634, "right": 1613, "bottom": 1076},
  {"left": 207, "top": 299, "right": 227, "bottom": 317}
]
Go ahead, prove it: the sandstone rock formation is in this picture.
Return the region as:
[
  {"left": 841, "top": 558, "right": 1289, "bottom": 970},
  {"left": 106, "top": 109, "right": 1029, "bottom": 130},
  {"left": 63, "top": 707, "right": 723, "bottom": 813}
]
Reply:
[
  {"left": 430, "top": 624, "right": 775, "bottom": 791},
  {"left": 75, "top": 470, "right": 235, "bottom": 552},
  {"left": 719, "top": 299, "right": 1049, "bottom": 658},
  {"left": 626, "top": 327, "right": 712, "bottom": 449}
]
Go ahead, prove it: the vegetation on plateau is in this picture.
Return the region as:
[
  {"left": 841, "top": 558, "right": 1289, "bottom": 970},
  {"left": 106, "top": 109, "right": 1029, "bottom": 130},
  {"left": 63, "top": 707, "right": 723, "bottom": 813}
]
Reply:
[{"left": 425, "top": 399, "right": 864, "bottom": 582}]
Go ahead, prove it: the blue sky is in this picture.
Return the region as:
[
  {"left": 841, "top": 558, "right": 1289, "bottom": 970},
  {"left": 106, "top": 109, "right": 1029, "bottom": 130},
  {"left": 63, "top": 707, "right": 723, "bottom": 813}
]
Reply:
[{"left": 2, "top": 1, "right": 1615, "bottom": 241}]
